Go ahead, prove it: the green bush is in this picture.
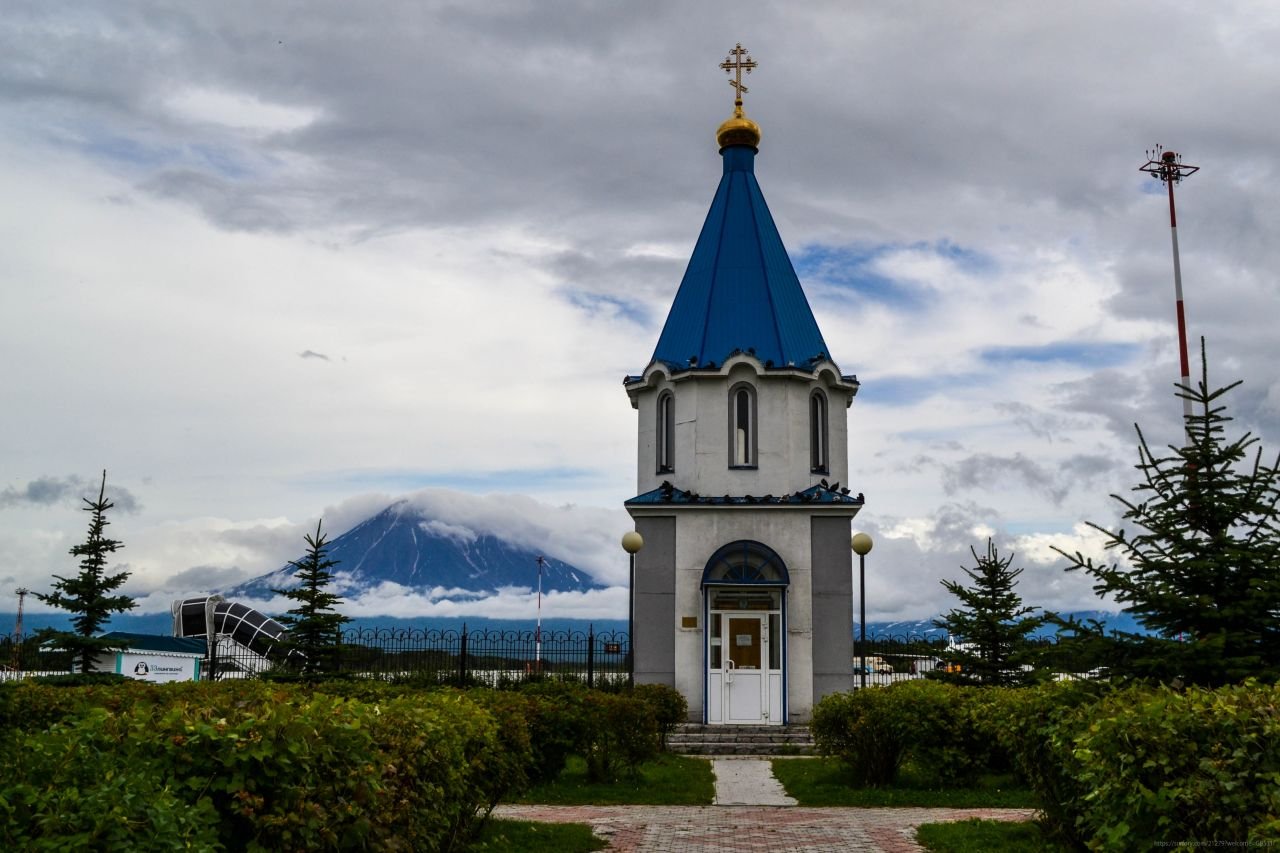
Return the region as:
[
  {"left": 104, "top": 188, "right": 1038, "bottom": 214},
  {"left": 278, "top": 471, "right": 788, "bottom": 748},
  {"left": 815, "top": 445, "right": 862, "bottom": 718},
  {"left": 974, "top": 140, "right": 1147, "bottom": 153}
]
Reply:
[
  {"left": 897, "top": 680, "right": 994, "bottom": 784},
  {"left": 631, "top": 683, "right": 688, "bottom": 749},
  {"left": 811, "top": 686, "right": 917, "bottom": 786},
  {"left": 579, "top": 691, "right": 658, "bottom": 783},
  {"left": 974, "top": 679, "right": 1103, "bottom": 847},
  {"left": 28, "top": 672, "right": 131, "bottom": 687},
  {"left": 518, "top": 681, "right": 594, "bottom": 784},
  {"left": 1066, "top": 681, "right": 1280, "bottom": 850},
  {"left": 0, "top": 678, "right": 161, "bottom": 740},
  {"left": 1, "top": 682, "right": 516, "bottom": 852},
  {"left": 813, "top": 681, "right": 1054, "bottom": 787}
]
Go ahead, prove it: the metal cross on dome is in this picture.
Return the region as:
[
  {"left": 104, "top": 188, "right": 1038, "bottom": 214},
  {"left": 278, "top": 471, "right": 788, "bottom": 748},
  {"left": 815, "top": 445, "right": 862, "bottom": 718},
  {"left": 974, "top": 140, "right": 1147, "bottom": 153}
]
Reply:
[{"left": 720, "top": 43, "right": 757, "bottom": 103}]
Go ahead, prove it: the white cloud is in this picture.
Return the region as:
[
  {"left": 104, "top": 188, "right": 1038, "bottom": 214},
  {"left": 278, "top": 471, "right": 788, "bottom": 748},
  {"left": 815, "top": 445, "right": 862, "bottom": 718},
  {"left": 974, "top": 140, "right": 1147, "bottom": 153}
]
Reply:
[
  {"left": 2, "top": 1, "right": 1276, "bottom": 627},
  {"left": 165, "top": 88, "right": 322, "bottom": 134}
]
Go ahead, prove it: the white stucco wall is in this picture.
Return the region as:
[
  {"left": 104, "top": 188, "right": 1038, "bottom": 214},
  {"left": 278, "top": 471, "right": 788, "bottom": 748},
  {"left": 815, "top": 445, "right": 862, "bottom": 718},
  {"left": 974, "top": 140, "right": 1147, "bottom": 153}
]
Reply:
[
  {"left": 630, "top": 354, "right": 855, "bottom": 499},
  {"left": 634, "top": 505, "right": 848, "bottom": 721}
]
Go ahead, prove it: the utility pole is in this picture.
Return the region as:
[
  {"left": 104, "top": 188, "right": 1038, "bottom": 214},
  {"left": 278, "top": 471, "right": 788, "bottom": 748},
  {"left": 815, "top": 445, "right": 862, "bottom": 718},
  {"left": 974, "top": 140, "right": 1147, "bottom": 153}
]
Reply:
[
  {"left": 1140, "top": 145, "right": 1199, "bottom": 431},
  {"left": 535, "top": 556, "right": 545, "bottom": 672},
  {"left": 11, "top": 587, "right": 29, "bottom": 671}
]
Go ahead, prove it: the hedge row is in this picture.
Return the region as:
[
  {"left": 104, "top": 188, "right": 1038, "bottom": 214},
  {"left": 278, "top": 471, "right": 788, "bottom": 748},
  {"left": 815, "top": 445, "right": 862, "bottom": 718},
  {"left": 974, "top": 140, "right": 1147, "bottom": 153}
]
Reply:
[
  {"left": 0, "top": 679, "right": 686, "bottom": 851},
  {"left": 812, "top": 679, "right": 1280, "bottom": 849}
]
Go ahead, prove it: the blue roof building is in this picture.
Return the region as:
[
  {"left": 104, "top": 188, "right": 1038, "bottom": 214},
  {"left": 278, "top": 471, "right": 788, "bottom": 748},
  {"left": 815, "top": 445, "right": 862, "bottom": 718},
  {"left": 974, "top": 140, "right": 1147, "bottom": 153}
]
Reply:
[{"left": 623, "top": 46, "right": 863, "bottom": 727}]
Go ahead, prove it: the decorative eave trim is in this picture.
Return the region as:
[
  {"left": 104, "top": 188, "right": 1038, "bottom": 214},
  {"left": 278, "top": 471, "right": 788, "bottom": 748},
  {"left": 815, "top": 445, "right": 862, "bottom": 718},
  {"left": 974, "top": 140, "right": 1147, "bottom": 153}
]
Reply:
[
  {"left": 625, "top": 480, "right": 865, "bottom": 511},
  {"left": 624, "top": 352, "right": 859, "bottom": 401}
]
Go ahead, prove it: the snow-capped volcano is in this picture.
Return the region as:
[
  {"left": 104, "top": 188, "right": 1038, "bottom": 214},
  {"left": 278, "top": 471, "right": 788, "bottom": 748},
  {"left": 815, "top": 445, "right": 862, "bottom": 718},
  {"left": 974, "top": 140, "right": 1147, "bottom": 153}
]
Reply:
[{"left": 224, "top": 499, "right": 601, "bottom": 599}]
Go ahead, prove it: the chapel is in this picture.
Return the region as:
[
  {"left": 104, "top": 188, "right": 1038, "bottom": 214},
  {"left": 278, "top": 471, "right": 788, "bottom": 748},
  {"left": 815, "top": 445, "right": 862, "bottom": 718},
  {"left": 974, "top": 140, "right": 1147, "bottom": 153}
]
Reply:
[{"left": 624, "top": 46, "right": 864, "bottom": 724}]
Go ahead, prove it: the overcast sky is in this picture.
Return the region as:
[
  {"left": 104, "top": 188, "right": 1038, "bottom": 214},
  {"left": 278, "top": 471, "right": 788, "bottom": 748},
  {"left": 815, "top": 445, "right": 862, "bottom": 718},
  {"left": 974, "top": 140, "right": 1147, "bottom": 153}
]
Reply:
[{"left": 3, "top": 1, "right": 1278, "bottom": 624}]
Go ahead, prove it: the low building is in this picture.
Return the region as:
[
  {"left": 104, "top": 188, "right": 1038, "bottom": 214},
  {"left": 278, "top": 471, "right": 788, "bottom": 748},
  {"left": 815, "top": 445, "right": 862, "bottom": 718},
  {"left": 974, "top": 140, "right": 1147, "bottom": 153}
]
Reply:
[{"left": 93, "top": 632, "right": 207, "bottom": 682}]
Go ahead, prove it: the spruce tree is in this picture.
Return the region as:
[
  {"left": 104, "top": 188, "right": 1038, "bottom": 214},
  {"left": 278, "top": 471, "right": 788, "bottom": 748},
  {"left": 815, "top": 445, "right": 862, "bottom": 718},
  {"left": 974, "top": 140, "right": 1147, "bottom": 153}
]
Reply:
[
  {"left": 36, "top": 471, "right": 136, "bottom": 673},
  {"left": 1053, "top": 340, "right": 1280, "bottom": 686},
  {"left": 933, "top": 539, "right": 1043, "bottom": 685},
  {"left": 272, "top": 520, "right": 349, "bottom": 676}
]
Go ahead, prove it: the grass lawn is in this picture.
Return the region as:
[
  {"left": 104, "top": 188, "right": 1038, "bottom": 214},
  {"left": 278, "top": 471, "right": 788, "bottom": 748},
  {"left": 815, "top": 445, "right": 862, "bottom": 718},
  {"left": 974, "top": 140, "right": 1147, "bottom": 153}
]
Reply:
[
  {"left": 916, "top": 818, "right": 1064, "bottom": 852},
  {"left": 771, "top": 757, "right": 1036, "bottom": 808},
  {"left": 467, "top": 818, "right": 605, "bottom": 852},
  {"left": 517, "top": 753, "right": 715, "bottom": 805}
]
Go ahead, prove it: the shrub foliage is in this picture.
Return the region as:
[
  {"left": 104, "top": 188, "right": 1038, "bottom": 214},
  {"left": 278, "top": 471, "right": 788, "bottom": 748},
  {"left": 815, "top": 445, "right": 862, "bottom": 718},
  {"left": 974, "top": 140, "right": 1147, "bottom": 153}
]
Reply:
[
  {"left": 0, "top": 676, "right": 682, "bottom": 849},
  {"left": 814, "top": 679, "right": 1280, "bottom": 848}
]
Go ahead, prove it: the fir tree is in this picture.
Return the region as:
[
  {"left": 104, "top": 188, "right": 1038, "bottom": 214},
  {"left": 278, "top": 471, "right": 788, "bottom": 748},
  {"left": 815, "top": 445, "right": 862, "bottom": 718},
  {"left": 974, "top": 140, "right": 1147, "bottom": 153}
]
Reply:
[
  {"left": 36, "top": 471, "right": 136, "bottom": 673},
  {"left": 1053, "top": 340, "right": 1280, "bottom": 686},
  {"left": 933, "top": 539, "right": 1043, "bottom": 685},
  {"left": 272, "top": 520, "right": 349, "bottom": 676}
]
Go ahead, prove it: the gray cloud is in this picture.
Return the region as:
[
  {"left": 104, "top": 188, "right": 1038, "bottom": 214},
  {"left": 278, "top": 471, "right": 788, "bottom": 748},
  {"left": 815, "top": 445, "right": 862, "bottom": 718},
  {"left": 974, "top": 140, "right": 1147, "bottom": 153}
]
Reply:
[
  {"left": 0, "top": 475, "right": 141, "bottom": 513},
  {"left": 994, "top": 401, "right": 1085, "bottom": 443},
  {"left": 162, "top": 564, "right": 252, "bottom": 592},
  {"left": 940, "top": 453, "right": 1114, "bottom": 506}
]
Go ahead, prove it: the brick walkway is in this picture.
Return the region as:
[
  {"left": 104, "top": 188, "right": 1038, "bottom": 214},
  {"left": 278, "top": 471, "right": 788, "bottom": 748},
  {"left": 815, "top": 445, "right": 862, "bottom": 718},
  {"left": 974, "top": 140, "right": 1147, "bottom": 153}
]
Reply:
[{"left": 494, "top": 804, "right": 1036, "bottom": 852}]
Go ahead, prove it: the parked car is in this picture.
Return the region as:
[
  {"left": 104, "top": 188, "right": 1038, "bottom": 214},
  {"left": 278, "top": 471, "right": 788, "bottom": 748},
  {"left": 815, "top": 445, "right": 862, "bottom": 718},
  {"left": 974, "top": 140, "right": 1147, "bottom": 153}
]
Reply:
[{"left": 856, "top": 656, "right": 895, "bottom": 674}]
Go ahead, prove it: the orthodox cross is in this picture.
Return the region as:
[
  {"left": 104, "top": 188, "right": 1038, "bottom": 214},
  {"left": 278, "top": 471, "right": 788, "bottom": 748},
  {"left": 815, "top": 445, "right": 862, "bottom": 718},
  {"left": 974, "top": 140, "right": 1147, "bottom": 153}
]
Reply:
[{"left": 720, "top": 43, "right": 757, "bottom": 103}]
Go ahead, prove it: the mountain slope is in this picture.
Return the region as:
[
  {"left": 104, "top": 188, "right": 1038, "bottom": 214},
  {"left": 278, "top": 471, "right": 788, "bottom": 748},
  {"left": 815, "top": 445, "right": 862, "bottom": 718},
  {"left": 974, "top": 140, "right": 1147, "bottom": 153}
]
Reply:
[{"left": 225, "top": 500, "right": 600, "bottom": 599}]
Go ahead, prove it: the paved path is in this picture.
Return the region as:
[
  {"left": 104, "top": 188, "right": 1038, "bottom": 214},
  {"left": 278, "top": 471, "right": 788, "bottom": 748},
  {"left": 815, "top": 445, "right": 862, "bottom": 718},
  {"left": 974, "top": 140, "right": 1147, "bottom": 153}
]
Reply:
[
  {"left": 495, "top": 804, "right": 1037, "bottom": 852},
  {"left": 711, "top": 757, "right": 797, "bottom": 806},
  {"left": 498, "top": 757, "right": 1035, "bottom": 851}
]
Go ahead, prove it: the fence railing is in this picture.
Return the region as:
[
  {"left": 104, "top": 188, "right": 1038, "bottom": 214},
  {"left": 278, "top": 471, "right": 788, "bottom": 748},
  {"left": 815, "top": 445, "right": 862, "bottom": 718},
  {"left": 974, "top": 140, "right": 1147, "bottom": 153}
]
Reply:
[
  {"left": 208, "top": 625, "right": 631, "bottom": 686},
  {"left": 0, "top": 635, "right": 73, "bottom": 680},
  {"left": 849, "top": 633, "right": 1099, "bottom": 686},
  {"left": 1, "top": 630, "right": 1098, "bottom": 686}
]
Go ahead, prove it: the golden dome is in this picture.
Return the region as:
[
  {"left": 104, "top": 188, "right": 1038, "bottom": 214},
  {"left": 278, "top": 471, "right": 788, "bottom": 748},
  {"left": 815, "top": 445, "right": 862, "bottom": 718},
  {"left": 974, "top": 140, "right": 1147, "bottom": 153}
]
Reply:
[{"left": 716, "top": 100, "right": 761, "bottom": 150}]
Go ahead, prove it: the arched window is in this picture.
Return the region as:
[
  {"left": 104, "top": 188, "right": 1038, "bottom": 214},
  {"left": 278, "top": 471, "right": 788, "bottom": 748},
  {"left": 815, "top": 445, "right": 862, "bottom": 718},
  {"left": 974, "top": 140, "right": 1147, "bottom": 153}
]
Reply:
[
  {"left": 728, "top": 383, "right": 757, "bottom": 468},
  {"left": 701, "top": 540, "right": 790, "bottom": 586},
  {"left": 810, "top": 390, "right": 829, "bottom": 474},
  {"left": 656, "top": 391, "right": 675, "bottom": 474}
]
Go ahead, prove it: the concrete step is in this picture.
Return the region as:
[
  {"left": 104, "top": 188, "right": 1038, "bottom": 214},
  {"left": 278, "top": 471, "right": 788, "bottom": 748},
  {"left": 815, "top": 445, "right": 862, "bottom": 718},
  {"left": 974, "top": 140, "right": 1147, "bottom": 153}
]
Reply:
[{"left": 667, "top": 723, "right": 816, "bottom": 756}]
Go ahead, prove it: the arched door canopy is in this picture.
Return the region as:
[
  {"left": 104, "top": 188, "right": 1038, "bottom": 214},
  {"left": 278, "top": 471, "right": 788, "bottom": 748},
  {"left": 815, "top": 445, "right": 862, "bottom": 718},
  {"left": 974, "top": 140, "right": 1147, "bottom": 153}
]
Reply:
[{"left": 701, "top": 540, "right": 790, "bottom": 586}]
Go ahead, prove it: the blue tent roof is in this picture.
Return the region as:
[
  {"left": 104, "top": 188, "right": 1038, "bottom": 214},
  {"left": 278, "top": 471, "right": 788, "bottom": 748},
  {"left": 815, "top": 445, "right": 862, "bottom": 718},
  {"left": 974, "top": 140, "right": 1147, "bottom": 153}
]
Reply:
[{"left": 650, "top": 145, "right": 830, "bottom": 372}]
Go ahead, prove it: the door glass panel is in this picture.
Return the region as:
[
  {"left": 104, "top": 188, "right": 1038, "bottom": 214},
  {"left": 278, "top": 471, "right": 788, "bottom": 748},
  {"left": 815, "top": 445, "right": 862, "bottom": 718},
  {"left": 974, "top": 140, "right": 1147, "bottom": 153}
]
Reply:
[
  {"left": 769, "top": 613, "right": 780, "bottom": 669},
  {"left": 728, "top": 617, "right": 762, "bottom": 669},
  {"left": 709, "top": 613, "right": 722, "bottom": 669}
]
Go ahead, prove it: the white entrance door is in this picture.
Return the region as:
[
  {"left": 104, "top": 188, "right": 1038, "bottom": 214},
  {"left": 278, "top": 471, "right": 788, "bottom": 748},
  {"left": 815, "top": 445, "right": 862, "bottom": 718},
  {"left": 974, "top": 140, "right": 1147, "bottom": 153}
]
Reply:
[{"left": 724, "top": 614, "right": 768, "bottom": 723}]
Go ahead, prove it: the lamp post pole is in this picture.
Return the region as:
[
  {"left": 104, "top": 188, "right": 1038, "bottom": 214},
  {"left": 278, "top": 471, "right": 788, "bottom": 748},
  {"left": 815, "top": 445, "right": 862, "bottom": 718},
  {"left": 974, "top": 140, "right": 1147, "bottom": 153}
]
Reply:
[
  {"left": 851, "top": 533, "right": 873, "bottom": 690},
  {"left": 621, "top": 531, "right": 644, "bottom": 688}
]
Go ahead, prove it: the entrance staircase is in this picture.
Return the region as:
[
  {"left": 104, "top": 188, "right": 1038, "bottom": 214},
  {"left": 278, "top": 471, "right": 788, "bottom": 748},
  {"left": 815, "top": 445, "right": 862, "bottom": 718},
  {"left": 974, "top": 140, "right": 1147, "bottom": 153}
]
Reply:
[{"left": 667, "top": 723, "right": 815, "bottom": 756}]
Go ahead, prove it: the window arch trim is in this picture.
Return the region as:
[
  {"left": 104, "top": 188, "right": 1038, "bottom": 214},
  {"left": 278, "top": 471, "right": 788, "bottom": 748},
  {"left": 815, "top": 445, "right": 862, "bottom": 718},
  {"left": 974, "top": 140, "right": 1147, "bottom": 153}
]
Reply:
[
  {"left": 701, "top": 539, "right": 790, "bottom": 586},
  {"left": 656, "top": 390, "right": 675, "bottom": 474},
  {"left": 727, "top": 382, "right": 758, "bottom": 469},
  {"left": 810, "top": 389, "right": 829, "bottom": 474}
]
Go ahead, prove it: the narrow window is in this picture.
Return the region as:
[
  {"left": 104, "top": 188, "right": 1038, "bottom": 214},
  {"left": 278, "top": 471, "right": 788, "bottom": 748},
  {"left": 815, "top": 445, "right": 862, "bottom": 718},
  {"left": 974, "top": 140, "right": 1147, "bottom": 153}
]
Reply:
[
  {"left": 810, "top": 390, "right": 829, "bottom": 474},
  {"left": 729, "top": 384, "right": 756, "bottom": 468},
  {"left": 657, "top": 391, "right": 675, "bottom": 473}
]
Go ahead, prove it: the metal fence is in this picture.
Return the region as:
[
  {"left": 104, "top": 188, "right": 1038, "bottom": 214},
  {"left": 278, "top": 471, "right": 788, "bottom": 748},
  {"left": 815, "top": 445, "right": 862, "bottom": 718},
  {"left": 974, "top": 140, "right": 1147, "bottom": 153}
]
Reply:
[
  {"left": 209, "top": 625, "right": 632, "bottom": 687},
  {"left": 849, "top": 633, "right": 1094, "bottom": 686},
  {"left": 0, "top": 635, "right": 73, "bottom": 681},
  {"left": 2, "top": 630, "right": 1097, "bottom": 686}
]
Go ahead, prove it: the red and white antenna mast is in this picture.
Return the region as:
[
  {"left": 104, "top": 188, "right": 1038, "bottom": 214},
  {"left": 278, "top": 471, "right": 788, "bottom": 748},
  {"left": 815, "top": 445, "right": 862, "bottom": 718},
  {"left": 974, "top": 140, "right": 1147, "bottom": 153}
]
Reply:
[{"left": 1140, "top": 145, "right": 1199, "bottom": 432}]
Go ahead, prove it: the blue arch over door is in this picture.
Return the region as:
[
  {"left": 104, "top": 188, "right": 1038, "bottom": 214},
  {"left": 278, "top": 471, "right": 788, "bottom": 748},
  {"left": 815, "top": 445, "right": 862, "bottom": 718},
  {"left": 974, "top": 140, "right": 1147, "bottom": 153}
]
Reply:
[{"left": 701, "top": 539, "right": 790, "bottom": 586}]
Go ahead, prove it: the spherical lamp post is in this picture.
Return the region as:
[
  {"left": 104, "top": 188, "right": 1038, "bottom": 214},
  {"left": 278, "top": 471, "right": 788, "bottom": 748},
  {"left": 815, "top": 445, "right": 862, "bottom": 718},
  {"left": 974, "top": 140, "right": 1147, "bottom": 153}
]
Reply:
[
  {"left": 851, "top": 532, "right": 873, "bottom": 689},
  {"left": 621, "top": 531, "right": 644, "bottom": 687}
]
